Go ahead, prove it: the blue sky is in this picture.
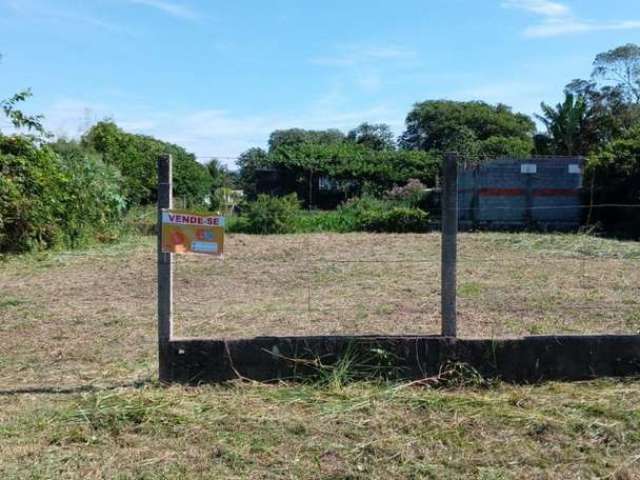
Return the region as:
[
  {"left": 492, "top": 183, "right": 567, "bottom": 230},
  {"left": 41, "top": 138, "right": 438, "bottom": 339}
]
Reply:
[{"left": 1, "top": 0, "right": 639, "bottom": 166}]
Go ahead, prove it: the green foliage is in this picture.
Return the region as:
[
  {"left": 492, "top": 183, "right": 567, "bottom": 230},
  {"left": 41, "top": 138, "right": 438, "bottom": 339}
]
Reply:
[
  {"left": 268, "top": 128, "right": 345, "bottom": 151},
  {"left": 230, "top": 192, "right": 429, "bottom": 235},
  {"left": 236, "top": 147, "right": 269, "bottom": 200},
  {"left": 0, "top": 89, "right": 47, "bottom": 136},
  {"left": 357, "top": 206, "right": 429, "bottom": 233},
  {"left": 0, "top": 135, "right": 125, "bottom": 253},
  {"left": 399, "top": 100, "right": 535, "bottom": 155},
  {"left": 479, "top": 136, "right": 534, "bottom": 158},
  {"left": 586, "top": 125, "right": 640, "bottom": 238},
  {"left": 536, "top": 93, "right": 588, "bottom": 155},
  {"left": 592, "top": 43, "right": 640, "bottom": 103},
  {"left": 339, "top": 196, "right": 429, "bottom": 233},
  {"left": 82, "top": 121, "right": 212, "bottom": 207},
  {"left": 205, "top": 158, "right": 232, "bottom": 209},
  {"left": 291, "top": 196, "right": 430, "bottom": 234},
  {"left": 233, "top": 194, "right": 301, "bottom": 234},
  {"left": 347, "top": 122, "right": 396, "bottom": 150},
  {"left": 270, "top": 141, "right": 440, "bottom": 191}
]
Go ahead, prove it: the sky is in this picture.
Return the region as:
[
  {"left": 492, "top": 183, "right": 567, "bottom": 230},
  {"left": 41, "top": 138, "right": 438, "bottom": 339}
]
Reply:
[{"left": 1, "top": 0, "right": 639, "bottom": 167}]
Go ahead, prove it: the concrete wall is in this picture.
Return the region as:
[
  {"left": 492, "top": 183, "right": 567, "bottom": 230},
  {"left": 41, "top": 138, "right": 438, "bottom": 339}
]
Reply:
[
  {"left": 458, "top": 157, "right": 584, "bottom": 230},
  {"left": 160, "top": 335, "right": 640, "bottom": 384}
]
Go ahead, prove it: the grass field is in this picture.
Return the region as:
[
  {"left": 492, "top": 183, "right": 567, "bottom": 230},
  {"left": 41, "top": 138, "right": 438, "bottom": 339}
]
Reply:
[{"left": 1, "top": 231, "right": 640, "bottom": 478}]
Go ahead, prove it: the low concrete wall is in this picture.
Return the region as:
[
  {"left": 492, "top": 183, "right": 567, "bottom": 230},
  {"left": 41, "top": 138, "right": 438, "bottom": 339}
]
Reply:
[{"left": 160, "top": 335, "right": 640, "bottom": 384}]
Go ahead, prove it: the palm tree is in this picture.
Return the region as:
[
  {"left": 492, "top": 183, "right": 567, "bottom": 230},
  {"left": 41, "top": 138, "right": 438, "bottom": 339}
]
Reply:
[{"left": 536, "top": 93, "right": 587, "bottom": 155}]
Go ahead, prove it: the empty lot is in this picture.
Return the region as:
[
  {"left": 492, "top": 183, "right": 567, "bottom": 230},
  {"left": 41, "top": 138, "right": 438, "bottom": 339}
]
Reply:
[{"left": 1, "top": 232, "right": 640, "bottom": 478}]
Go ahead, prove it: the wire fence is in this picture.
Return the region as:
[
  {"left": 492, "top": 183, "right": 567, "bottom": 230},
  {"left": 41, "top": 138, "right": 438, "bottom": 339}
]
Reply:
[{"left": 1, "top": 154, "right": 639, "bottom": 391}]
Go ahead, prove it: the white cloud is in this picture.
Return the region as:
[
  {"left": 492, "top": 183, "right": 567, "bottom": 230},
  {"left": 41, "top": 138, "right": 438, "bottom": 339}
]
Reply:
[
  {"left": 310, "top": 44, "right": 418, "bottom": 96},
  {"left": 525, "top": 19, "right": 640, "bottom": 38},
  {"left": 38, "top": 95, "right": 403, "bottom": 168},
  {"left": 128, "top": 0, "right": 199, "bottom": 21},
  {"left": 502, "top": 0, "right": 570, "bottom": 18},
  {"left": 502, "top": 0, "right": 640, "bottom": 37},
  {"left": 310, "top": 45, "right": 416, "bottom": 67},
  {"left": 2, "top": 0, "right": 132, "bottom": 34}
]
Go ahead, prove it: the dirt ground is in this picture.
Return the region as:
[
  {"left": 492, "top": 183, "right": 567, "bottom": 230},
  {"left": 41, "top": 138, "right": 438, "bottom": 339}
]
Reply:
[{"left": 1, "top": 231, "right": 639, "bottom": 389}]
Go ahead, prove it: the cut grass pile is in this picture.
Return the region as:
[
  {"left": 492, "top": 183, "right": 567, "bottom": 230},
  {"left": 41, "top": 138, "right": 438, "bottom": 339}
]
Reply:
[{"left": 1, "top": 379, "right": 640, "bottom": 478}]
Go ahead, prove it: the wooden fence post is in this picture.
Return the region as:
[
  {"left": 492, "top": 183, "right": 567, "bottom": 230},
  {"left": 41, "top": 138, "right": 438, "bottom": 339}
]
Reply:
[
  {"left": 157, "top": 154, "right": 173, "bottom": 380},
  {"left": 441, "top": 153, "right": 458, "bottom": 337}
]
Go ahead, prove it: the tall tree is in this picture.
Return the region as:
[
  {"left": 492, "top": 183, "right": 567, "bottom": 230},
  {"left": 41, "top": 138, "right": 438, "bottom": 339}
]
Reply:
[
  {"left": 347, "top": 123, "right": 395, "bottom": 150},
  {"left": 236, "top": 147, "right": 269, "bottom": 200},
  {"left": 564, "top": 78, "right": 639, "bottom": 151},
  {"left": 536, "top": 93, "right": 588, "bottom": 156},
  {"left": 399, "top": 100, "right": 535, "bottom": 157},
  {"left": 206, "top": 158, "right": 228, "bottom": 189},
  {"left": 268, "top": 128, "right": 345, "bottom": 152},
  {"left": 592, "top": 43, "right": 640, "bottom": 104}
]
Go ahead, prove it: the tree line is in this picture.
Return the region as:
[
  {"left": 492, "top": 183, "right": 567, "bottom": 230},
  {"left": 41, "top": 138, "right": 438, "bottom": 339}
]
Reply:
[{"left": 1, "top": 43, "right": 639, "bottom": 253}]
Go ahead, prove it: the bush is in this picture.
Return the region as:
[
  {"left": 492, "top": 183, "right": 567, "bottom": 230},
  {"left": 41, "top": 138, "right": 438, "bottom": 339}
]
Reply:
[
  {"left": 292, "top": 197, "right": 430, "bottom": 234},
  {"left": 357, "top": 206, "right": 429, "bottom": 233},
  {"left": 292, "top": 210, "right": 351, "bottom": 233},
  {"left": 0, "top": 135, "right": 125, "bottom": 253},
  {"left": 341, "top": 197, "right": 430, "bottom": 233},
  {"left": 228, "top": 194, "right": 429, "bottom": 235},
  {"left": 586, "top": 126, "right": 640, "bottom": 239},
  {"left": 81, "top": 122, "right": 212, "bottom": 207},
  {"left": 232, "top": 194, "right": 300, "bottom": 234}
]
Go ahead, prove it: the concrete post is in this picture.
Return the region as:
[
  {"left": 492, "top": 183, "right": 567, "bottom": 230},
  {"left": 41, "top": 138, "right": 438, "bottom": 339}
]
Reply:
[
  {"left": 157, "top": 154, "right": 173, "bottom": 380},
  {"left": 441, "top": 153, "right": 458, "bottom": 337}
]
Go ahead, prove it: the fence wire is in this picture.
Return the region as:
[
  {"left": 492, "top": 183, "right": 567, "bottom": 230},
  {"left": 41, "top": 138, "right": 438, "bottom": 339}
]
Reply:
[{"left": 2, "top": 154, "right": 639, "bottom": 392}]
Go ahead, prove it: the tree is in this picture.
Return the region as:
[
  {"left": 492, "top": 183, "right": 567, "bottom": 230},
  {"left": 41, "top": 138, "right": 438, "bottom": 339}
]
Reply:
[
  {"left": 268, "top": 140, "right": 440, "bottom": 198},
  {"left": 236, "top": 147, "right": 269, "bottom": 200},
  {"left": 1, "top": 135, "right": 124, "bottom": 253},
  {"left": 268, "top": 128, "right": 345, "bottom": 152},
  {"left": 592, "top": 43, "right": 640, "bottom": 104},
  {"left": 206, "top": 158, "right": 229, "bottom": 189},
  {"left": 564, "top": 78, "right": 639, "bottom": 151},
  {"left": 82, "top": 121, "right": 211, "bottom": 206},
  {"left": 399, "top": 100, "right": 535, "bottom": 157},
  {"left": 0, "top": 54, "right": 47, "bottom": 137},
  {"left": 206, "top": 158, "right": 235, "bottom": 210},
  {"left": 586, "top": 124, "right": 640, "bottom": 238},
  {"left": 347, "top": 123, "right": 395, "bottom": 150},
  {"left": 1, "top": 90, "right": 46, "bottom": 136},
  {"left": 536, "top": 93, "right": 588, "bottom": 155}
]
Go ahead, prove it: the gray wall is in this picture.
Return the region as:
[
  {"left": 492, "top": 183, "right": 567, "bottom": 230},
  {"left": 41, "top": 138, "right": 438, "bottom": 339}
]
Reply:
[{"left": 458, "top": 157, "right": 584, "bottom": 229}]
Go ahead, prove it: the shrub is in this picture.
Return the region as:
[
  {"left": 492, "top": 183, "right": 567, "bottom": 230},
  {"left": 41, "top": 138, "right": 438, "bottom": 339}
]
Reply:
[
  {"left": 234, "top": 194, "right": 300, "bottom": 234},
  {"left": 0, "top": 135, "right": 125, "bottom": 253},
  {"left": 358, "top": 206, "right": 429, "bottom": 233},
  {"left": 292, "top": 210, "right": 351, "bottom": 233},
  {"left": 332, "top": 196, "right": 430, "bottom": 233},
  {"left": 586, "top": 125, "right": 640, "bottom": 239},
  {"left": 229, "top": 195, "right": 429, "bottom": 235}
]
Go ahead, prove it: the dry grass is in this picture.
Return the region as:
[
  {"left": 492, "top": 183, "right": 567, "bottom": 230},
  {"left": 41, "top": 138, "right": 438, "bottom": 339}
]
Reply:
[
  {"left": 1, "top": 380, "right": 640, "bottom": 478},
  {"left": 1, "top": 232, "right": 640, "bottom": 478},
  {"left": 1, "top": 231, "right": 639, "bottom": 390}
]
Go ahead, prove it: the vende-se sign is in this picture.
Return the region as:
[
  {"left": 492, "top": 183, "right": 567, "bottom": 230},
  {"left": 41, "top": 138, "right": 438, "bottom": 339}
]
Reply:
[{"left": 161, "top": 210, "right": 224, "bottom": 256}]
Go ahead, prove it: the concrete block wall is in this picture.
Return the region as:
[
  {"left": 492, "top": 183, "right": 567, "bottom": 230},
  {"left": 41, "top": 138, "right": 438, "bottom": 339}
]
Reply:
[{"left": 459, "top": 157, "right": 584, "bottom": 229}]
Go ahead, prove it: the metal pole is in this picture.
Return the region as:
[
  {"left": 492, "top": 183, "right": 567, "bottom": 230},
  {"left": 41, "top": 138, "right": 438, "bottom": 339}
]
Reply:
[
  {"left": 157, "top": 154, "right": 173, "bottom": 379},
  {"left": 441, "top": 153, "right": 458, "bottom": 337}
]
